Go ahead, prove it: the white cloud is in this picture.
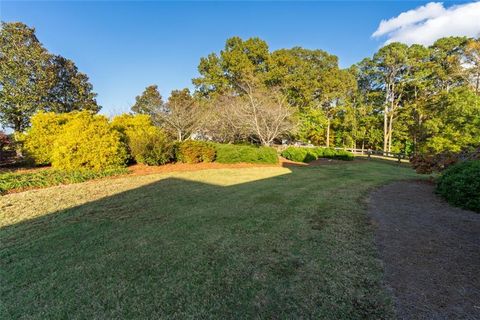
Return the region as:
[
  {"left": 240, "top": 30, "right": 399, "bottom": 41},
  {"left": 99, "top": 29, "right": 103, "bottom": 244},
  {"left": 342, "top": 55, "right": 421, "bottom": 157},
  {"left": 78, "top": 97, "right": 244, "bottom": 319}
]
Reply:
[{"left": 372, "top": 1, "right": 480, "bottom": 45}]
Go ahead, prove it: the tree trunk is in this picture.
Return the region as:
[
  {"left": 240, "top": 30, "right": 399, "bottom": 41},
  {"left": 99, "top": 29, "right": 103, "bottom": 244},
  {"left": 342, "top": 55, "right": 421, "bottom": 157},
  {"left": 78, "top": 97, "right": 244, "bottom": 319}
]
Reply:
[
  {"left": 383, "top": 107, "right": 388, "bottom": 154},
  {"left": 388, "top": 113, "right": 394, "bottom": 153},
  {"left": 326, "top": 118, "right": 331, "bottom": 148}
]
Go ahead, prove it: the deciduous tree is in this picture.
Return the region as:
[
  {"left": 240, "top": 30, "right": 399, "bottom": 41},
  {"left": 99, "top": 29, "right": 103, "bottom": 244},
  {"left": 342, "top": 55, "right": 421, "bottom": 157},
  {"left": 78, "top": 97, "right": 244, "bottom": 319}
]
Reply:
[
  {"left": 157, "top": 89, "right": 204, "bottom": 141},
  {"left": 0, "top": 22, "right": 49, "bottom": 132}
]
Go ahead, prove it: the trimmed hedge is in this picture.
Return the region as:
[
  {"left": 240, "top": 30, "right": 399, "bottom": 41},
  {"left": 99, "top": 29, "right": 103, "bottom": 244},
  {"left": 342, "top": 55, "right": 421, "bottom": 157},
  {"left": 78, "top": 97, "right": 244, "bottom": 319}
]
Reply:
[
  {"left": 281, "top": 147, "right": 354, "bottom": 163},
  {"left": 280, "top": 147, "right": 316, "bottom": 163},
  {"left": 436, "top": 160, "right": 480, "bottom": 213},
  {"left": 214, "top": 144, "right": 278, "bottom": 164},
  {"left": 177, "top": 140, "right": 216, "bottom": 164},
  {"left": 0, "top": 167, "right": 129, "bottom": 194}
]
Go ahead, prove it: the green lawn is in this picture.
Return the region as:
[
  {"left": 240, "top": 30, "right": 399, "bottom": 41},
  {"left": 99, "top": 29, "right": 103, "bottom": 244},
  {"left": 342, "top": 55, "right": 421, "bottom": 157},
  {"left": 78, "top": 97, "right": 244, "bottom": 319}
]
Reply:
[{"left": 0, "top": 161, "right": 419, "bottom": 319}]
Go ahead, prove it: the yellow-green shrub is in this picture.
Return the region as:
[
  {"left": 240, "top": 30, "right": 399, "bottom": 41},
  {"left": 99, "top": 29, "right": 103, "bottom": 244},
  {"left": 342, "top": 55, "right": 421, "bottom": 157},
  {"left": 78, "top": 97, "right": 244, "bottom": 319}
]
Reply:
[
  {"left": 111, "top": 114, "right": 173, "bottom": 165},
  {"left": 177, "top": 140, "right": 216, "bottom": 163},
  {"left": 22, "top": 112, "right": 71, "bottom": 165},
  {"left": 111, "top": 113, "right": 153, "bottom": 137},
  {"left": 128, "top": 127, "right": 174, "bottom": 165},
  {"left": 51, "top": 112, "right": 128, "bottom": 170}
]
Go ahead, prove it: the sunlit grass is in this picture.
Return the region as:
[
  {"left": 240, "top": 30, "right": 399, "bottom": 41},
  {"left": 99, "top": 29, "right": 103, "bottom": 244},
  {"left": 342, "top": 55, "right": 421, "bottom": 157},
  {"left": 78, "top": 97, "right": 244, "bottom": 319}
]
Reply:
[{"left": 0, "top": 167, "right": 290, "bottom": 228}]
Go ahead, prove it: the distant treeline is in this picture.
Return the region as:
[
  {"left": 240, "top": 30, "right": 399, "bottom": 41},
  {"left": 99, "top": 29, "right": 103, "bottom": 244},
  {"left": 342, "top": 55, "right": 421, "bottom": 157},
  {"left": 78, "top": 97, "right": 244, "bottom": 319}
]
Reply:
[{"left": 1, "top": 21, "right": 479, "bottom": 155}]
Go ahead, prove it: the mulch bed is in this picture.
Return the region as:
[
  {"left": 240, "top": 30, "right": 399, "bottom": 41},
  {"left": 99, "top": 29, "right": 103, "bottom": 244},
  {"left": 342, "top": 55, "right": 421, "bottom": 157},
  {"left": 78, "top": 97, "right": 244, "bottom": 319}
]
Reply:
[{"left": 368, "top": 180, "right": 480, "bottom": 320}]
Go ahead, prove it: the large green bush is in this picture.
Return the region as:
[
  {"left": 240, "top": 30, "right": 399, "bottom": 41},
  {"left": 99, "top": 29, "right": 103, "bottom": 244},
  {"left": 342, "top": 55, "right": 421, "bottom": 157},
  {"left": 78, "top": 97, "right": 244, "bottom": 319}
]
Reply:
[
  {"left": 331, "top": 149, "right": 355, "bottom": 161},
  {"left": 128, "top": 127, "right": 175, "bottom": 166},
  {"left": 436, "top": 160, "right": 480, "bottom": 213},
  {"left": 177, "top": 140, "right": 216, "bottom": 164},
  {"left": 214, "top": 144, "right": 278, "bottom": 164},
  {"left": 281, "top": 147, "right": 354, "bottom": 163},
  {"left": 52, "top": 112, "right": 128, "bottom": 170},
  {"left": 281, "top": 147, "right": 316, "bottom": 163}
]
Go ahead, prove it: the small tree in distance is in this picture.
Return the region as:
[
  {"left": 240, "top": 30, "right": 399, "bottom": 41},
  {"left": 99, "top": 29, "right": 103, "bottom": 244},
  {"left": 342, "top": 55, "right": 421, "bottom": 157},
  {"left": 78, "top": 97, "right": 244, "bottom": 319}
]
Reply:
[
  {"left": 131, "top": 85, "right": 164, "bottom": 116},
  {"left": 158, "top": 88, "right": 205, "bottom": 141},
  {"left": 235, "top": 82, "right": 295, "bottom": 146}
]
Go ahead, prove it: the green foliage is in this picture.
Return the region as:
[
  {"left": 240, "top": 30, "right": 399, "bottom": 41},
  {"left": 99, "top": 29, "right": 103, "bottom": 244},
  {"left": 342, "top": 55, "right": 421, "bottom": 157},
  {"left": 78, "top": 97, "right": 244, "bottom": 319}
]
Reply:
[
  {"left": 0, "top": 22, "right": 49, "bottom": 131},
  {"left": 22, "top": 112, "right": 71, "bottom": 165},
  {"left": 2, "top": 162, "right": 419, "bottom": 319},
  {"left": 436, "top": 160, "right": 480, "bottom": 212},
  {"left": 422, "top": 87, "right": 480, "bottom": 153},
  {"left": 111, "top": 113, "right": 154, "bottom": 136},
  {"left": 42, "top": 55, "right": 100, "bottom": 113},
  {"left": 177, "top": 140, "right": 216, "bottom": 164},
  {"left": 281, "top": 147, "right": 316, "bottom": 163},
  {"left": 51, "top": 112, "right": 127, "bottom": 170},
  {"left": 214, "top": 143, "right": 278, "bottom": 164},
  {"left": 328, "top": 149, "right": 355, "bottom": 161},
  {"left": 128, "top": 127, "right": 175, "bottom": 166},
  {"left": 296, "top": 108, "right": 327, "bottom": 145},
  {"left": 0, "top": 22, "right": 100, "bottom": 132},
  {"left": 112, "top": 113, "right": 175, "bottom": 165},
  {"left": 0, "top": 167, "right": 128, "bottom": 194},
  {"left": 281, "top": 147, "right": 354, "bottom": 163},
  {"left": 193, "top": 37, "right": 270, "bottom": 96},
  {"left": 111, "top": 113, "right": 154, "bottom": 161},
  {"left": 131, "top": 85, "right": 163, "bottom": 116}
]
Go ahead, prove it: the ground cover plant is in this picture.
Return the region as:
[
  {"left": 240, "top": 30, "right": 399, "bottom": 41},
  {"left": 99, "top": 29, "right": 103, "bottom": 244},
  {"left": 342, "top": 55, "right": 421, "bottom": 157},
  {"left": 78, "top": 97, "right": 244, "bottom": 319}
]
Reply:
[
  {"left": 0, "top": 167, "right": 129, "bottom": 194},
  {"left": 0, "top": 161, "right": 419, "bottom": 319},
  {"left": 436, "top": 160, "right": 480, "bottom": 212}
]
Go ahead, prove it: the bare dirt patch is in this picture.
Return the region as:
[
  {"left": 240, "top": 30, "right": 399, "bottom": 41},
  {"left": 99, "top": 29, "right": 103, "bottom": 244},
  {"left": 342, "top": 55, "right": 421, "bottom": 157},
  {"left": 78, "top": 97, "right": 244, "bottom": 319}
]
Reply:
[{"left": 368, "top": 180, "right": 480, "bottom": 320}]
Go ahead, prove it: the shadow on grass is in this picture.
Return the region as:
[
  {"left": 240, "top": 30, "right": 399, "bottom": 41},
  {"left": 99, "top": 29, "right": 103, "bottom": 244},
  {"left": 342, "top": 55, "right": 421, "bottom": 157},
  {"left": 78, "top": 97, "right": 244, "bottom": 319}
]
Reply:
[{"left": 1, "top": 162, "right": 409, "bottom": 319}]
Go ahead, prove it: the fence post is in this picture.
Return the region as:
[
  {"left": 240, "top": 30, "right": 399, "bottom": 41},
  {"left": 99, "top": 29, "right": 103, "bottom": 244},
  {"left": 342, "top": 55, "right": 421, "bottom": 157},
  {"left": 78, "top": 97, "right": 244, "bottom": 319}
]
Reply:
[
  {"left": 397, "top": 153, "right": 401, "bottom": 164},
  {"left": 368, "top": 149, "right": 371, "bottom": 160}
]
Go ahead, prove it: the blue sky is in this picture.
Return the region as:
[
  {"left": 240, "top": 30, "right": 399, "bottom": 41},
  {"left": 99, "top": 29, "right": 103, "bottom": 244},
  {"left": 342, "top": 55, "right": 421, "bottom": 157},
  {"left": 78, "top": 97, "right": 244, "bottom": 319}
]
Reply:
[{"left": 1, "top": 1, "right": 474, "bottom": 116}]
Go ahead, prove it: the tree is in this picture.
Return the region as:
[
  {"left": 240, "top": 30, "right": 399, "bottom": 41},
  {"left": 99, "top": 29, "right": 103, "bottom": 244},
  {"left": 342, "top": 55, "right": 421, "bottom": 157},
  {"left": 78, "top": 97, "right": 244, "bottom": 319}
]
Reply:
[
  {"left": 203, "top": 94, "right": 249, "bottom": 143},
  {"left": 193, "top": 37, "right": 270, "bottom": 97},
  {"left": 42, "top": 55, "right": 100, "bottom": 113},
  {"left": 131, "top": 85, "right": 164, "bottom": 116},
  {"left": 268, "top": 47, "right": 338, "bottom": 108},
  {"left": 0, "top": 22, "right": 101, "bottom": 133},
  {"left": 268, "top": 47, "right": 346, "bottom": 146},
  {"left": 464, "top": 38, "right": 480, "bottom": 94},
  {"left": 315, "top": 68, "right": 357, "bottom": 147},
  {"left": 430, "top": 37, "right": 468, "bottom": 92},
  {"left": 157, "top": 88, "right": 204, "bottom": 141},
  {"left": 232, "top": 82, "right": 295, "bottom": 146},
  {"left": 194, "top": 39, "right": 343, "bottom": 146},
  {"left": 0, "top": 22, "right": 49, "bottom": 132},
  {"left": 360, "top": 43, "right": 410, "bottom": 153},
  {"left": 422, "top": 87, "right": 480, "bottom": 153}
]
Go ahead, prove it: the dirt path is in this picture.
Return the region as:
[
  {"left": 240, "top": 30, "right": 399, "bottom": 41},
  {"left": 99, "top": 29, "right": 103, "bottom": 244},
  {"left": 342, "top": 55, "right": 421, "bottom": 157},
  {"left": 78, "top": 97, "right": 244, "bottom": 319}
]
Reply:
[{"left": 368, "top": 180, "right": 480, "bottom": 320}]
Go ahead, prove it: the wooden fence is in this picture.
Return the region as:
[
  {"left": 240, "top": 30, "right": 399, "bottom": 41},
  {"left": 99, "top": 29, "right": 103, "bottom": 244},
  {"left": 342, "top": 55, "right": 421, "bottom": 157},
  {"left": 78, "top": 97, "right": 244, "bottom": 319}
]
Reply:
[{"left": 335, "top": 147, "right": 409, "bottom": 163}]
